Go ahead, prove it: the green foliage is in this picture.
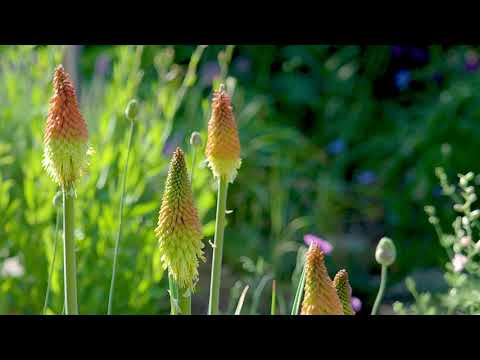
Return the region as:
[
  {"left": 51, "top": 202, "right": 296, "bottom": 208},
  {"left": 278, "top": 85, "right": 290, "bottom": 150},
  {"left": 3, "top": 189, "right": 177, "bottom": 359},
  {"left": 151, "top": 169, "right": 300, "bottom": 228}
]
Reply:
[{"left": 395, "top": 169, "right": 480, "bottom": 315}]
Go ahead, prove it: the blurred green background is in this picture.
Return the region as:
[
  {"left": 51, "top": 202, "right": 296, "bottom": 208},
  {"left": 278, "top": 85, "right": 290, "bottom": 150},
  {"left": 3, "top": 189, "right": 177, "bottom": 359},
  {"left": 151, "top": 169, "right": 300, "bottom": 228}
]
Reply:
[{"left": 1, "top": 45, "right": 479, "bottom": 314}]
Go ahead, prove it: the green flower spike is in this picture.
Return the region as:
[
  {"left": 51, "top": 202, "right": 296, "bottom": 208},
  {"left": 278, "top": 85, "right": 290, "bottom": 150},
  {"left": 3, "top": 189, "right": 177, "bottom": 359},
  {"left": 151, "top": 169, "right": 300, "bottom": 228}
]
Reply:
[
  {"left": 333, "top": 269, "right": 355, "bottom": 315},
  {"left": 155, "top": 147, "right": 205, "bottom": 292}
]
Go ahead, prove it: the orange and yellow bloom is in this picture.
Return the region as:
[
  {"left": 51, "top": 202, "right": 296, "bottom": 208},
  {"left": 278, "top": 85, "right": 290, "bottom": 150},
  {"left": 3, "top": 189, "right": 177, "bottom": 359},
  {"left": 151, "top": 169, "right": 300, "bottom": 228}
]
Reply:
[
  {"left": 205, "top": 85, "right": 241, "bottom": 183},
  {"left": 43, "top": 65, "right": 90, "bottom": 188}
]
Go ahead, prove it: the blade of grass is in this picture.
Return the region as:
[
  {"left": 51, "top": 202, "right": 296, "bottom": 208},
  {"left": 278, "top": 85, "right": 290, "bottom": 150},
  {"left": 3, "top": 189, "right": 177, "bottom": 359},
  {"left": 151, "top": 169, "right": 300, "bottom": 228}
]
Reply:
[
  {"left": 271, "top": 280, "right": 276, "bottom": 315},
  {"left": 234, "top": 285, "right": 250, "bottom": 315},
  {"left": 43, "top": 206, "right": 61, "bottom": 315},
  {"left": 291, "top": 264, "right": 306, "bottom": 315}
]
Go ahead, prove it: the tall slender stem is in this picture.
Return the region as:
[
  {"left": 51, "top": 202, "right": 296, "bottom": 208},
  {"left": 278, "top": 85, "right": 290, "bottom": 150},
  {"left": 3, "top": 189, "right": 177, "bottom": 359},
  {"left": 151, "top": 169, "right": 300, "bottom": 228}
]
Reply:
[
  {"left": 108, "top": 120, "right": 135, "bottom": 315},
  {"left": 43, "top": 207, "right": 61, "bottom": 315},
  {"left": 190, "top": 148, "right": 197, "bottom": 185},
  {"left": 168, "top": 272, "right": 180, "bottom": 315},
  {"left": 63, "top": 187, "right": 78, "bottom": 315},
  {"left": 208, "top": 176, "right": 229, "bottom": 315},
  {"left": 371, "top": 265, "right": 388, "bottom": 315},
  {"left": 179, "top": 287, "right": 191, "bottom": 315}
]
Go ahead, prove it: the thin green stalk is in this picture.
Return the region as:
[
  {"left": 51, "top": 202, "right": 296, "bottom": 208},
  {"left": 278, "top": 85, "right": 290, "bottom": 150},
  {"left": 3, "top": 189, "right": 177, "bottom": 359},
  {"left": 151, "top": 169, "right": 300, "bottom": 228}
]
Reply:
[
  {"left": 179, "top": 287, "right": 191, "bottom": 315},
  {"left": 169, "top": 272, "right": 180, "bottom": 315},
  {"left": 190, "top": 147, "right": 197, "bottom": 185},
  {"left": 291, "top": 264, "right": 306, "bottom": 315},
  {"left": 371, "top": 265, "right": 388, "bottom": 315},
  {"left": 62, "top": 187, "right": 78, "bottom": 315},
  {"left": 271, "top": 280, "right": 276, "bottom": 315},
  {"left": 43, "top": 207, "right": 61, "bottom": 315},
  {"left": 208, "top": 176, "right": 229, "bottom": 315},
  {"left": 107, "top": 119, "right": 135, "bottom": 315}
]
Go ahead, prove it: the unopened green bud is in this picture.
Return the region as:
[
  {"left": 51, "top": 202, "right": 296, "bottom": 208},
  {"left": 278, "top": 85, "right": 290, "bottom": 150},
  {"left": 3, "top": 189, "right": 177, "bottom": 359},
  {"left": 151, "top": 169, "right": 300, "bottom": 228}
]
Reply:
[
  {"left": 375, "top": 237, "right": 397, "bottom": 267},
  {"left": 424, "top": 205, "right": 435, "bottom": 216},
  {"left": 190, "top": 131, "right": 202, "bottom": 148},
  {"left": 125, "top": 99, "right": 139, "bottom": 121}
]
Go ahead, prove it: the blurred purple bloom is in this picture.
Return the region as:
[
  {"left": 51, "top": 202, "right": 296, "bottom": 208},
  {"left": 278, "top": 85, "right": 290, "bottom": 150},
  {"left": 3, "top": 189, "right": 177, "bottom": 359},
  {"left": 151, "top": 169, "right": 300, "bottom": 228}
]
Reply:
[
  {"left": 162, "top": 134, "right": 182, "bottom": 157},
  {"left": 410, "top": 47, "right": 428, "bottom": 63},
  {"left": 200, "top": 61, "right": 221, "bottom": 86},
  {"left": 356, "top": 170, "right": 377, "bottom": 185},
  {"left": 394, "top": 69, "right": 411, "bottom": 91},
  {"left": 327, "top": 139, "right": 345, "bottom": 155},
  {"left": 304, "top": 234, "right": 333, "bottom": 254},
  {"left": 465, "top": 50, "right": 479, "bottom": 72},
  {"left": 234, "top": 56, "right": 252, "bottom": 74},
  {"left": 94, "top": 54, "right": 110, "bottom": 78},
  {"left": 351, "top": 296, "right": 362, "bottom": 312},
  {"left": 391, "top": 45, "right": 404, "bottom": 58}
]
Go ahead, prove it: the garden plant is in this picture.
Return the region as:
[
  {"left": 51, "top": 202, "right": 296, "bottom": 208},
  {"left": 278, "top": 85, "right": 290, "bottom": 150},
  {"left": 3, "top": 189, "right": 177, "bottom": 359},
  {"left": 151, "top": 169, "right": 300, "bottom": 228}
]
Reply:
[{"left": 2, "top": 44, "right": 480, "bottom": 315}]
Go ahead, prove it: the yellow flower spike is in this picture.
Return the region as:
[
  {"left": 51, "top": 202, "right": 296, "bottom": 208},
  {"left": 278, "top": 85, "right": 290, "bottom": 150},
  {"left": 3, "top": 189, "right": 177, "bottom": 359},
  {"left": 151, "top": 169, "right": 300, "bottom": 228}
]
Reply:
[
  {"left": 205, "top": 84, "right": 241, "bottom": 183},
  {"left": 301, "top": 245, "right": 344, "bottom": 315},
  {"left": 155, "top": 147, "right": 205, "bottom": 291},
  {"left": 43, "top": 65, "right": 91, "bottom": 189},
  {"left": 333, "top": 269, "right": 356, "bottom": 315}
]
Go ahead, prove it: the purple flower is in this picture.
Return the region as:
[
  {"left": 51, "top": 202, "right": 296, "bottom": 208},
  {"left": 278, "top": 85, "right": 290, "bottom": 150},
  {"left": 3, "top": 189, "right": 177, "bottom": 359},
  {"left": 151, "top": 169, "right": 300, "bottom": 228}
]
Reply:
[
  {"left": 410, "top": 47, "right": 428, "bottom": 63},
  {"left": 351, "top": 296, "right": 362, "bottom": 312},
  {"left": 200, "top": 61, "right": 221, "bottom": 86},
  {"left": 356, "top": 170, "right": 377, "bottom": 185},
  {"left": 233, "top": 56, "right": 251, "bottom": 74},
  {"left": 304, "top": 234, "right": 333, "bottom": 254},
  {"left": 394, "top": 69, "right": 411, "bottom": 91},
  {"left": 391, "top": 45, "right": 404, "bottom": 58},
  {"left": 327, "top": 139, "right": 345, "bottom": 156},
  {"left": 94, "top": 54, "right": 110, "bottom": 78},
  {"left": 465, "top": 50, "right": 479, "bottom": 72},
  {"left": 162, "top": 133, "right": 182, "bottom": 157}
]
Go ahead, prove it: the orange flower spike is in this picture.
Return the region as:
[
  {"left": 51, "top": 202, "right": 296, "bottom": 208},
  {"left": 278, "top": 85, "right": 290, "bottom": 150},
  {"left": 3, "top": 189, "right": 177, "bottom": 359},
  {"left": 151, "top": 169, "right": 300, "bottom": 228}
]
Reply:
[
  {"left": 301, "top": 245, "right": 344, "bottom": 315},
  {"left": 205, "top": 84, "right": 241, "bottom": 183},
  {"left": 43, "top": 65, "right": 91, "bottom": 188}
]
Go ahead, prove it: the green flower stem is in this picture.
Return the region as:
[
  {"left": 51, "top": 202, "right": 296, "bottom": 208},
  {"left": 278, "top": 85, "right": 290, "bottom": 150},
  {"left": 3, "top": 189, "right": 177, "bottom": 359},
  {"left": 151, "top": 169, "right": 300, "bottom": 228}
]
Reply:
[
  {"left": 62, "top": 187, "right": 78, "bottom": 315},
  {"left": 108, "top": 119, "right": 135, "bottom": 315},
  {"left": 168, "top": 272, "right": 180, "bottom": 315},
  {"left": 43, "top": 207, "right": 61, "bottom": 315},
  {"left": 208, "top": 175, "right": 229, "bottom": 315},
  {"left": 371, "top": 265, "right": 388, "bottom": 315},
  {"left": 190, "top": 147, "right": 197, "bottom": 185},
  {"left": 179, "top": 288, "right": 191, "bottom": 315}
]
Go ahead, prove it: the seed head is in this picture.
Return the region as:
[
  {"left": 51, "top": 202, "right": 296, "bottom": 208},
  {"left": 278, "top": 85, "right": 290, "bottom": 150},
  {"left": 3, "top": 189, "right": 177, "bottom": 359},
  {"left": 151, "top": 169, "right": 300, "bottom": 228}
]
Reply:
[
  {"left": 333, "top": 269, "right": 355, "bottom": 315},
  {"left": 155, "top": 147, "right": 205, "bottom": 291},
  {"left": 375, "top": 237, "right": 397, "bottom": 267},
  {"left": 301, "top": 245, "right": 344, "bottom": 315},
  {"left": 205, "top": 84, "right": 241, "bottom": 183},
  {"left": 43, "top": 65, "right": 90, "bottom": 188}
]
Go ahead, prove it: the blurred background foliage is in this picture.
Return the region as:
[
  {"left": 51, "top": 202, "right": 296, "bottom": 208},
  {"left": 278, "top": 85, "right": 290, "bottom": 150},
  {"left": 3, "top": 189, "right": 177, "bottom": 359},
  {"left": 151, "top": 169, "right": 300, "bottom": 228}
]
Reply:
[{"left": 1, "top": 45, "right": 480, "bottom": 314}]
